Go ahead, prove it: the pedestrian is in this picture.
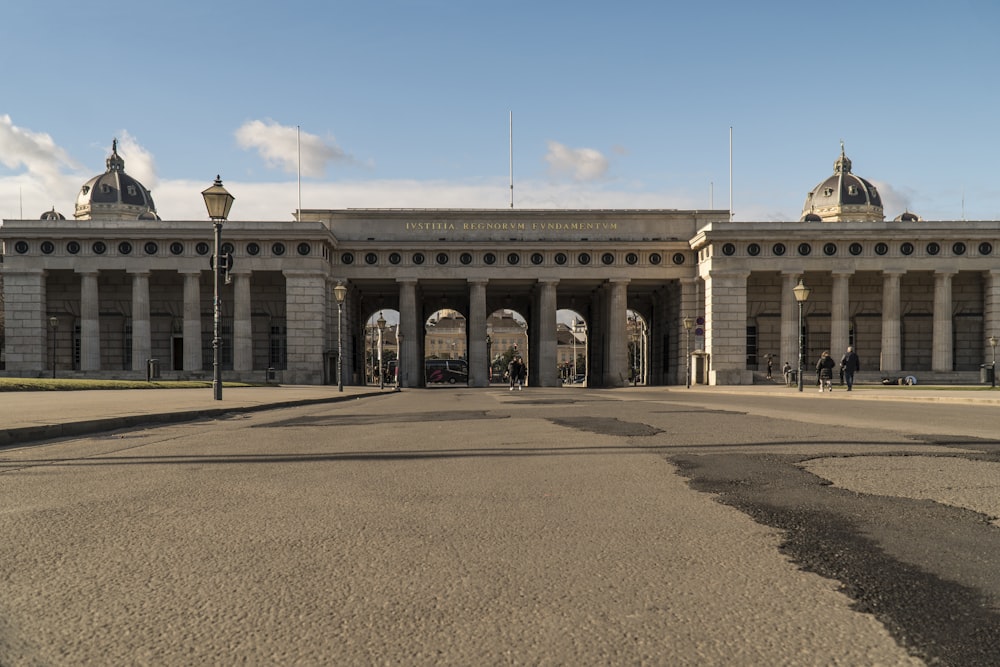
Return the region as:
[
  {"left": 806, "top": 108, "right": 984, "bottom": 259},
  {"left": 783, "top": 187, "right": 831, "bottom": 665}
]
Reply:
[
  {"left": 816, "top": 350, "right": 835, "bottom": 392},
  {"left": 840, "top": 345, "right": 861, "bottom": 391},
  {"left": 508, "top": 355, "right": 525, "bottom": 391},
  {"left": 766, "top": 355, "right": 773, "bottom": 380},
  {"left": 782, "top": 361, "right": 793, "bottom": 386}
]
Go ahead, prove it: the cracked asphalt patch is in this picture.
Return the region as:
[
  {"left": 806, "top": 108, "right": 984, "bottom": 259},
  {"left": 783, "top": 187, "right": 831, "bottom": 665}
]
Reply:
[
  {"left": 255, "top": 411, "right": 509, "bottom": 428},
  {"left": 671, "top": 452, "right": 1000, "bottom": 666}
]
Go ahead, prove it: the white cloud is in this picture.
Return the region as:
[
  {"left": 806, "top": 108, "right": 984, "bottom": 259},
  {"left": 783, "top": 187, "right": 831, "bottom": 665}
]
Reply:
[
  {"left": 115, "top": 131, "right": 159, "bottom": 191},
  {"left": 235, "top": 119, "right": 356, "bottom": 178},
  {"left": 544, "top": 140, "right": 610, "bottom": 182}
]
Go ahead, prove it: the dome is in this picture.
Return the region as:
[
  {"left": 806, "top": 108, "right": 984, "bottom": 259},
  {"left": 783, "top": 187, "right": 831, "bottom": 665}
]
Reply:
[
  {"left": 800, "top": 144, "right": 884, "bottom": 222},
  {"left": 894, "top": 210, "right": 922, "bottom": 222},
  {"left": 40, "top": 207, "right": 66, "bottom": 220},
  {"left": 74, "top": 139, "right": 160, "bottom": 220}
]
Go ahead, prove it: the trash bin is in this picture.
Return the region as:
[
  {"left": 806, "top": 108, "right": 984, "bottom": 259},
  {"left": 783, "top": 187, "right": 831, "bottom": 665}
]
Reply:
[
  {"left": 146, "top": 358, "right": 160, "bottom": 381},
  {"left": 266, "top": 367, "right": 276, "bottom": 383},
  {"left": 981, "top": 364, "right": 995, "bottom": 384}
]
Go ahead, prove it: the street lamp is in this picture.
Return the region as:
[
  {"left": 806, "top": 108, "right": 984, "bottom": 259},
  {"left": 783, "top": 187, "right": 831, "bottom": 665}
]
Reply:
[
  {"left": 377, "top": 312, "right": 386, "bottom": 390},
  {"left": 201, "top": 175, "right": 235, "bottom": 401},
  {"left": 49, "top": 316, "right": 58, "bottom": 379},
  {"left": 333, "top": 281, "right": 348, "bottom": 392},
  {"left": 990, "top": 335, "right": 997, "bottom": 389},
  {"left": 683, "top": 316, "right": 693, "bottom": 389},
  {"left": 396, "top": 331, "right": 404, "bottom": 391},
  {"left": 793, "top": 278, "right": 812, "bottom": 392},
  {"left": 486, "top": 333, "right": 492, "bottom": 383}
]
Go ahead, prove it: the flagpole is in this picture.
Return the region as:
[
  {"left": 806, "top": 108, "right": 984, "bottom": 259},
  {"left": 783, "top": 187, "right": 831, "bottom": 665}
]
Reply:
[
  {"left": 509, "top": 111, "right": 514, "bottom": 209},
  {"left": 297, "top": 125, "right": 302, "bottom": 221}
]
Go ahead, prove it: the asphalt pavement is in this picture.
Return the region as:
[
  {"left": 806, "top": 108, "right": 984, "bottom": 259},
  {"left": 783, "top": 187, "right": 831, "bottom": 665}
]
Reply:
[{"left": 2, "top": 381, "right": 998, "bottom": 449}]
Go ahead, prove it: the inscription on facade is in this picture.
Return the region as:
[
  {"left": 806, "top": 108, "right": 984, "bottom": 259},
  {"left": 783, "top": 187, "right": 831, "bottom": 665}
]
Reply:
[{"left": 403, "top": 222, "right": 619, "bottom": 232}]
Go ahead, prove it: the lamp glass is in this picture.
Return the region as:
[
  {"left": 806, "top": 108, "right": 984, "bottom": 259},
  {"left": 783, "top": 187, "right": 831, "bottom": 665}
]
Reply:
[
  {"left": 793, "top": 279, "right": 811, "bottom": 303},
  {"left": 201, "top": 175, "right": 235, "bottom": 220},
  {"left": 683, "top": 317, "right": 693, "bottom": 330},
  {"left": 333, "top": 282, "right": 348, "bottom": 304}
]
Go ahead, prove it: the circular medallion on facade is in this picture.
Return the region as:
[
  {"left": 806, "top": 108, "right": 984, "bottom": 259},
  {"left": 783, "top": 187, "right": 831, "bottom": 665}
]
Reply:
[
  {"left": 413, "top": 252, "right": 425, "bottom": 265},
  {"left": 747, "top": 243, "right": 760, "bottom": 256},
  {"left": 797, "top": 243, "right": 811, "bottom": 256},
  {"left": 722, "top": 243, "right": 736, "bottom": 256},
  {"left": 93, "top": 241, "right": 107, "bottom": 255},
  {"left": 979, "top": 242, "right": 993, "bottom": 256},
  {"left": 625, "top": 252, "right": 638, "bottom": 264},
  {"left": 554, "top": 252, "right": 567, "bottom": 265},
  {"left": 144, "top": 242, "right": 159, "bottom": 255},
  {"left": 926, "top": 242, "right": 940, "bottom": 255},
  {"left": 298, "top": 243, "right": 311, "bottom": 256},
  {"left": 952, "top": 242, "right": 966, "bottom": 255},
  {"left": 671, "top": 253, "right": 684, "bottom": 265},
  {"left": 436, "top": 252, "right": 449, "bottom": 265},
  {"left": 460, "top": 252, "right": 473, "bottom": 265},
  {"left": 247, "top": 242, "right": 260, "bottom": 256},
  {"left": 221, "top": 242, "right": 234, "bottom": 255},
  {"left": 875, "top": 242, "right": 888, "bottom": 255},
  {"left": 119, "top": 241, "right": 133, "bottom": 255},
  {"left": 823, "top": 243, "right": 837, "bottom": 256},
  {"left": 14, "top": 241, "right": 28, "bottom": 254},
  {"left": 772, "top": 243, "right": 785, "bottom": 256},
  {"left": 531, "top": 252, "right": 544, "bottom": 265},
  {"left": 365, "top": 252, "right": 377, "bottom": 264},
  {"left": 601, "top": 252, "right": 615, "bottom": 264},
  {"left": 849, "top": 242, "right": 863, "bottom": 256},
  {"left": 340, "top": 251, "right": 353, "bottom": 264},
  {"left": 901, "top": 242, "right": 914, "bottom": 255},
  {"left": 67, "top": 241, "right": 81, "bottom": 255},
  {"left": 170, "top": 242, "right": 184, "bottom": 255},
  {"left": 272, "top": 242, "right": 286, "bottom": 256},
  {"left": 389, "top": 252, "right": 401, "bottom": 265},
  {"left": 577, "top": 252, "right": 591, "bottom": 265},
  {"left": 41, "top": 241, "right": 55, "bottom": 255},
  {"left": 196, "top": 242, "right": 210, "bottom": 255},
  {"left": 650, "top": 253, "right": 662, "bottom": 265},
  {"left": 484, "top": 252, "right": 496, "bottom": 265}
]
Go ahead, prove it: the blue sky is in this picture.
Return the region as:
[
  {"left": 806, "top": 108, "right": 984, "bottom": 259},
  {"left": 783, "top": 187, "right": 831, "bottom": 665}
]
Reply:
[{"left": 3, "top": 0, "right": 1000, "bottom": 222}]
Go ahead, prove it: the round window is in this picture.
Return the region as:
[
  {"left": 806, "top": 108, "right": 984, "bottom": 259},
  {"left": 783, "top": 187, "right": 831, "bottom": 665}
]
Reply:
[
  {"left": 747, "top": 243, "right": 760, "bottom": 257},
  {"left": 196, "top": 242, "right": 210, "bottom": 256},
  {"left": 531, "top": 252, "right": 544, "bottom": 265},
  {"left": 460, "top": 252, "right": 473, "bottom": 265},
  {"left": 221, "top": 242, "right": 234, "bottom": 255},
  {"left": 484, "top": 253, "right": 497, "bottom": 265},
  {"left": 93, "top": 241, "right": 107, "bottom": 255},
  {"left": 119, "top": 241, "right": 133, "bottom": 255},
  {"left": 650, "top": 253, "right": 662, "bottom": 265},
  {"left": 247, "top": 242, "right": 260, "bottom": 256},
  {"left": 952, "top": 242, "right": 966, "bottom": 256},
  {"left": 578, "top": 252, "right": 591, "bottom": 265},
  {"left": 797, "top": 243, "right": 812, "bottom": 256},
  {"left": 875, "top": 243, "right": 888, "bottom": 256},
  {"left": 722, "top": 243, "right": 736, "bottom": 256},
  {"left": 298, "top": 243, "right": 311, "bottom": 256},
  {"left": 67, "top": 241, "right": 81, "bottom": 255},
  {"left": 365, "top": 252, "right": 378, "bottom": 265},
  {"left": 413, "top": 252, "right": 425, "bottom": 265},
  {"left": 926, "top": 242, "right": 940, "bottom": 256},
  {"left": 389, "top": 252, "right": 401, "bottom": 265},
  {"left": 625, "top": 252, "right": 639, "bottom": 265},
  {"left": 671, "top": 253, "right": 684, "bottom": 265},
  {"left": 170, "top": 242, "right": 185, "bottom": 255},
  {"left": 144, "top": 242, "right": 158, "bottom": 255},
  {"left": 340, "top": 252, "right": 353, "bottom": 264},
  {"left": 601, "top": 252, "right": 615, "bottom": 265},
  {"left": 772, "top": 243, "right": 786, "bottom": 256},
  {"left": 849, "top": 242, "right": 863, "bottom": 256},
  {"left": 41, "top": 241, "right": 55, "bottom": 255},
  {"left": 979, "top": 242, "right": 993, "bottom": 256},
  {"left": 14, "top": 241, "right": 29, "bottom": 254},
  {"left": 436, "top": 252, "right": 449, "bottom": 265},
  {"left": 900, "top": 242, "right": 914, "bottom": 255},
  {"left": 272, "top": 243, "right": 286, "bottom": 256},
  {"left": 507, "top": 253, "right": 520, "bottom": 265},
  {"left": 554, "top": 252, "right": 568, "bottom": 265}
]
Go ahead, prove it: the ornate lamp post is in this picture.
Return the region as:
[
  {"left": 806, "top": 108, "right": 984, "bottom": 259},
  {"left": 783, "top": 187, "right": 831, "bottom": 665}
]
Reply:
[
  {"left": 486, "top": 333, "right": 492, "bottom": 383},
  {"left": 683, "top": 316, "right": 693, "bottom": 389},
  {"left": 333, "top": 282, "right": 348, "bottom": 392},
  {"left": 49, "top": 316, "right": 58, "bottom": 379},
  {"left": 793, "top": 279, "right": 812, "bottom": 392},
  {"left": 396, "top": 331, "right": 404, "bottom": 391},
  {"left": 377, "top": 312, "right": 386, "bottom": 390},
  {"left": 201, "top": 176, "right": 235, "bottom": 401},
  {"left": 990, "top": 335, "right": 997, "bottom": 389}
]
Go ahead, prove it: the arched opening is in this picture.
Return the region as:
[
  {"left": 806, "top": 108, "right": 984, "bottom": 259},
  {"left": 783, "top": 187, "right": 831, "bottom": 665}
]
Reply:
[
  {"left": 486, "top": 309, "right": 528, "bottom": 386},
  {"left": 424, "top": 309, "right": 469, "bottom": 385},
  {"left": 363, "top": 310, "right": 400, "bottom": 387},
  {"left": 627, "top": 309, "right": 649, "bottom": 386}
]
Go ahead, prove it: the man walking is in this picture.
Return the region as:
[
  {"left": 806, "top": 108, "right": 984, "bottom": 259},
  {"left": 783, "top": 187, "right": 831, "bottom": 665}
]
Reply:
[{"left": 840, "top": 346, "right": 861, "bottom": 391}]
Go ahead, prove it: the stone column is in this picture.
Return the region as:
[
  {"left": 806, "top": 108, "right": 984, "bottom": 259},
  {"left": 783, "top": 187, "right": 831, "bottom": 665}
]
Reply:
[
  {"left": 536, "top": 279, "right": 559, "bottom": 387},
  {"left": 984, "top": 270, "right": 1000, "bottom": 362},
  {"left": 679, "top": 277, "right": 700, "bottom": 386},
  {"left": 602, "top": 278, "right": 629, "bottom": 387},
  {"left": 932, "top": 270, "right": 955, "bottom": 372},
  {"left": 130, "top": 271, "right": 151, "bottom": 372},
  {"left": 831, "top": 271, "right": 852, "bottom": 358},
  {"left": 2, "top": 270, "right": 47, "bottom": 373},
  {"left": 880, "top": 271, "right": 903, "bottom": 372},
  {"left": 780, "top": 272, "right": 802, "bottom": 371},
  {"left": 397, "top": 278, "right": 419, "bottom": 388},
  {"left": 233, "top": 271, "right": 253, "bottom": 372},
  {"left": 283, "top": 270, "right": 328, "bottom": 385},
  {"left": 182, "top": 271, "right": 203, "bottom": 371},
  {"left": 703, "top": 270, "right": 751, "bottom": 385},
  {"left": 467, "top": 279, "right": 488, "bottom": 387},
  {"left": 80, "top": 271, "right": 101, "bottom": 371}
]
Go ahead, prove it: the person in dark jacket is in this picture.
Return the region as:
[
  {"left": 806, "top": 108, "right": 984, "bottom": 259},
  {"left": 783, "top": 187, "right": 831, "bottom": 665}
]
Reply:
[
  {"left": 840, "top": 346, "right": 861, "bottom": 391},
  {"left": 816, "top": 350, "right": 836, "bottom": 392}
]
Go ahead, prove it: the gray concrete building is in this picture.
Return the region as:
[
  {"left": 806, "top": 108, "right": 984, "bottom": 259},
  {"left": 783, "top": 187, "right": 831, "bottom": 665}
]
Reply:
[{"left": 2, "top": 142, "right": 998, "bottom": 387}]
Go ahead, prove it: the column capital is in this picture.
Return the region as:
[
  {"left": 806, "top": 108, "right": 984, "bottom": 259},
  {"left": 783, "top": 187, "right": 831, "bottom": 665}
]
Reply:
[{"left": 467, "top": 278, "right": 489, "bottom": 287}]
